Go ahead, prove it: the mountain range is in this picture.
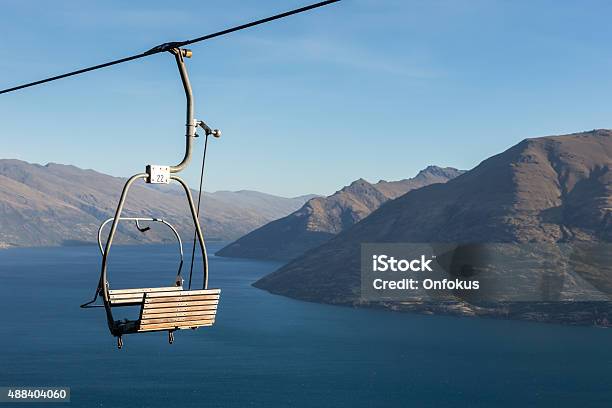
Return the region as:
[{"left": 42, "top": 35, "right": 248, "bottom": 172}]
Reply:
[
  {"left": 254, "top": 130, "right": 612, "bottom": 318},
  {"left": 217, "top": 166, "right": 464, "bottom": 261},
  {"left": 0, "top": 159, "right": 314, "bottom": 248}
]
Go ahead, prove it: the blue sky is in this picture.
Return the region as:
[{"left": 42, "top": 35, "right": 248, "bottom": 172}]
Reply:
[{"left": 1, "top": 0, "right": 612, "bottom": 197}]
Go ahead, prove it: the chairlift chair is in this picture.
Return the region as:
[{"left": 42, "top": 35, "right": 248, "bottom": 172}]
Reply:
[{"left": 81, "top": 48, "right": 221, "bottom": 349}]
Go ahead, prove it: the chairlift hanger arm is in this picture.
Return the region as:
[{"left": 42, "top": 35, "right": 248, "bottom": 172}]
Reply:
[{"left": 0, "top": 0, "right": 341, "bottom": 95}]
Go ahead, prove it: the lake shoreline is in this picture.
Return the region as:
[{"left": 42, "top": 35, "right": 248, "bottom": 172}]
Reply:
[
  {"left": 254, "top": 284, "right": 612, "bottom": 328},
  {"left": 0, "top": 240, "right": 229, "bottom": 251}
]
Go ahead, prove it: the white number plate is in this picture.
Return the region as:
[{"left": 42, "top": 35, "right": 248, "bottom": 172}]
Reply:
[{"left": 148, "top": 165, "right": 170, "bottom": 184}]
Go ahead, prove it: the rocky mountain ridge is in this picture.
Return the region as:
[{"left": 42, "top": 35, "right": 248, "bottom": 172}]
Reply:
[
  {"left": 217, "top": 166, "right": 464, "bottom": 261},
  {"left": 0, "top": 159, "right": 312, "bottom": 248},
  {"left": 253, "top": 130, "right": 612, "bottom": 325}
]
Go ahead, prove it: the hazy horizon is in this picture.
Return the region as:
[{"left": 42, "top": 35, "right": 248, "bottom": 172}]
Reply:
[{"left": 1, "top": 156, "right": 463, "bottom": 198}]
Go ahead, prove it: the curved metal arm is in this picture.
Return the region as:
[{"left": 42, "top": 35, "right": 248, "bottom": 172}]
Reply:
[
  {"left": 99, "top": 173, "right": 148, "bottom": 309},
  {"left": 170, "top": 49, "right": 196, "bottom": 173}
]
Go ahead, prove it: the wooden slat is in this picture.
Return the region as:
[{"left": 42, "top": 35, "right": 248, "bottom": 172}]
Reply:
[
  {"left": 110, "top": 293, "right": 147, "bottom": 299},
  {"left": 109, "top": 293, "right": 144, "bottom": 300},
  {"left": 138, "top": 319, "right": 215, "bottom": 332},
  {"left": 144, "top": 289, "right": 221, "bottom": 298},
  {"left": 109, "top": 298, "right": 143, "bottom": 305},
  {"left": 142, "top": 299, "right": 219, "bottom": 309},
  {"left": 141, "top": 310, "right": 217, "bottom": 319},
  {"left": 145, "top": 294, "right": 219, "bottom": 304},
  {"left": 109, "top": 295, "right": 145, "bottom": 303},
  {"left": 109, "top": 286, "right": 183, "bottom": 295},
  {"left": 141, "top": 313, "right": 216, "bottom": 325}
]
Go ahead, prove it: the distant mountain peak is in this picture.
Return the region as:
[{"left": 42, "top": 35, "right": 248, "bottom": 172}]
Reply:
[
  {"left": 343, "top": 178, "right": 378, "bottom": 193},
  {"left": 374, "top": 166, "right": 466, "bottom": 200},
  {"left": 351, "top": 177, "right": 370, "bottom": 184},
  {"left": 217, "top": 165, "right": 464, "bottom": 261},
  {"left": 415, "top": 165, "right": 462, "bottom": 179}
]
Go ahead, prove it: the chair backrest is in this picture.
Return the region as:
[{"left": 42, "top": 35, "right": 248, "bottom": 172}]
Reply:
[{"left": 138, "top": 288, "right": 220, "bottom": 332}]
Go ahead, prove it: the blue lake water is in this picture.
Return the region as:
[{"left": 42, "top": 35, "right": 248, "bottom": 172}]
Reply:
[{"left": 1, "top": 243, "right": 611, "bottom": 407}]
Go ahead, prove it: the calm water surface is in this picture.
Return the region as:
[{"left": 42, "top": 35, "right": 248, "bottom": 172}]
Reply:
[{"left": 0, "top": 244, "right": 611, "bottom": 407}]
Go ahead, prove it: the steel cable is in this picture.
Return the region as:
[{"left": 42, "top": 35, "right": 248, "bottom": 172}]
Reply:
[{"left": 0, "top": 0, "right": 340, "bottom": 95}]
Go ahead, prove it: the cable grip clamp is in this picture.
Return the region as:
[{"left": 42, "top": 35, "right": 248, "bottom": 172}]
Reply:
[{"left": 196, "top": 120, "right": 221, "bottom": 138}]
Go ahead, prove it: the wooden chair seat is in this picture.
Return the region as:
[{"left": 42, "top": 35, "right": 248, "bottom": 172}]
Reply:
[{"left": 112, "top": 288, "right": 220, "bottom": 335}]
